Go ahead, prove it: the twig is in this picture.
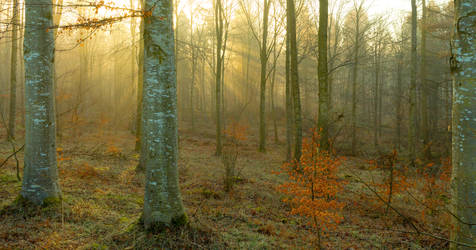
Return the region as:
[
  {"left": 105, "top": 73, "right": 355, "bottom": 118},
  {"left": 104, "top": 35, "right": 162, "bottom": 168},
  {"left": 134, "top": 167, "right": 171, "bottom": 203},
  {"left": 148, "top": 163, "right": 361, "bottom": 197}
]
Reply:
[
  {"left": 349, "top": 170, "right": 421, "bottom": 233},
  {"left": 0, "top": 144, "right": 25, "bottom": 170}
]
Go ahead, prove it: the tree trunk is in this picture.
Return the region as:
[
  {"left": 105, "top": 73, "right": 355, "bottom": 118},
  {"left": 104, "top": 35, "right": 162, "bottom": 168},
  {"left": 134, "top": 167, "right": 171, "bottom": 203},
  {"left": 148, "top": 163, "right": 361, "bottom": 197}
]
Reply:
[
  {"left": 317, "top": 0, "right": 329, "bottom": 151},
  {"left": 409, "top": 0, "right": 417, "bottom": 165},
  {"left": 373, "top": 40, "right": 380, "bottom": 148},
  {"left": 142, "top": 0, "right": 186, "bottom": 230},
  {"left": 287, "top": 0, "right": 302, "bottom": 161},
  {"left": 135, "top": 6, "right": 144, "bottom": 152},
  {"left": 258, "top": 0, "right": 270, "bottom": 153},
  {"left": 214, "top": 0, "right": 224, "bottom": 156},
  {"left": 420, "top": 0, "right": 431, "bottom": 160},
  {"left": 395, "top": 44, "right": 403, "bottom": 150},
  {"left": 53, "top": 0, "right": 63, "bottom": 139},
  {"left": 450, "top": 0, "right": 476, "bottom": 247},
  {"left": 8, "top": 0, "right": 19, "bottom": 141},
  {"left": 21, "top": 0, "right": 61, "bottom": 205},
  {"left": 351, "top": 11, "right": 360, "bottom": 156},
  {"left": 190, "top": 14, "right": 196, "bottom": 131},
  {"left": 285, "top": 30, "right": 293, "bottom": 161}
]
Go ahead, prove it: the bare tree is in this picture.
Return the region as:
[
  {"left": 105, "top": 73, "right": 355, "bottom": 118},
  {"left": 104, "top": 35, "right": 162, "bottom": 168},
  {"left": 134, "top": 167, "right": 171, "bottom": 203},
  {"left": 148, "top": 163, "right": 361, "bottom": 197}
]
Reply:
[
  {"left": 20, "top": 0, "right": 61, "bottom": 205},
  {"left": 141, "top": 0, "right": 186, "bottom": 230}
]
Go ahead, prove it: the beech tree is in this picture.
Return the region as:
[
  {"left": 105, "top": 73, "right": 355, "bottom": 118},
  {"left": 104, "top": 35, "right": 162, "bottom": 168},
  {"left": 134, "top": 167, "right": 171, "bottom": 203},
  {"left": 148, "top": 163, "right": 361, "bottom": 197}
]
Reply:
[
  {"left": 450, "top": 0, "right": 475, "bottom": 247},
  {"left": 317, "top": 0, "right": 329, "bottom": 151},
  {"left": 8, "top": 0, "right": 19, "bottom": 141},
  {"left": 287, "top": 0, "right": 302, "bottom": 161},
  {"left": 20, "top": 0, "right": 61, "bottom": 205},
  {"left": 408, "top": 0, "right": 417, "bottom": 165},
  {"left": 141, "top": 0, "right": 187, "bottom": 230}
]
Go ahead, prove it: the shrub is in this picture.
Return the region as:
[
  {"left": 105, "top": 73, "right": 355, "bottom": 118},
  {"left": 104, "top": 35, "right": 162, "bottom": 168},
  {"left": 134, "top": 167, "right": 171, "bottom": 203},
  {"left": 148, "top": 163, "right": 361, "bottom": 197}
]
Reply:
[{"left": 276, "top": 128, "right": 346, "bottom": 247}]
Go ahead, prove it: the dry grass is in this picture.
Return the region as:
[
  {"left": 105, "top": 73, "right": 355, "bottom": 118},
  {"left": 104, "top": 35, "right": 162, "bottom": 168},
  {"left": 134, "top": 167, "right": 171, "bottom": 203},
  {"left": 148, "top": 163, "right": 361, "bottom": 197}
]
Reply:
[{"left": 0, "top": 123, "right": 450, "bottom": 249}]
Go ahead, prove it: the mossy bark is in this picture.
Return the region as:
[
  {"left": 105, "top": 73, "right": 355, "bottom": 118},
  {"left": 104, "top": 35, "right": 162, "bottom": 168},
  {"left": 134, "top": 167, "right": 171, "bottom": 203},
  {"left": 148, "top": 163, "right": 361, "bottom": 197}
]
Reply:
[
  {"left": 450, "top": 0, "right": 476, "bottom": 248},
  {"left": 141, "top": 0, "right": 186, "bottom": 231},
  {"left": 21, "top": 0, "right": 61, "bottom": 206}
]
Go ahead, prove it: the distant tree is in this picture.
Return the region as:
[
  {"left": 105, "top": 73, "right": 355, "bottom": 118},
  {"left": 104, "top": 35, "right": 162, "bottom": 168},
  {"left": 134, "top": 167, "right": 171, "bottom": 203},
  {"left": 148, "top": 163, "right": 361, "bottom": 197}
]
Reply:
[
  {"left": 420, "top": 0, "right": 430, "bottom": 160},
  {"left": 408, "top": 0, "right": 417, "bottom": 165},
  {"left": 240, "top": 0, "right": 272, "bottom": 152},
  {"left": 450, "top": 0, "right": 476, "bottom": 247},
  {"left": 20, "top": 0, "right": 61, "bottom": 205},
  {"left": 287, "top": 0, "right": 302, "bottom": 161},
  {"left": 141, "top": 0, "right": 186, "bottom": 230},
  {"left": 317, "top": 0, "right": 329, "bottom": 151},
  {"left": 214, "top": 0, "right": 230, "bottom": 156},
  {"left": 348, "top": 0, "right": 368, "bottom": 155},
  {"left": 8, "top": 0, "right": 19, "bottom": 141}
]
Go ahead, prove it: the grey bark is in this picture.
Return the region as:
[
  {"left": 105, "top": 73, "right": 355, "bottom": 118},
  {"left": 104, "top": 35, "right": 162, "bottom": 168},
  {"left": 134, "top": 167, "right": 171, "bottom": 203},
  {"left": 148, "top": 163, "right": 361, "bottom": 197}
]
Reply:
[
  {"left": 450, "top": 0, "right": 476, "bottom": 248},
  {"left": 21, "top": 0, "right": 61, "bottom": 205},
  {"left": 141, "top": 0, "right": 186, "bottom": 229}
]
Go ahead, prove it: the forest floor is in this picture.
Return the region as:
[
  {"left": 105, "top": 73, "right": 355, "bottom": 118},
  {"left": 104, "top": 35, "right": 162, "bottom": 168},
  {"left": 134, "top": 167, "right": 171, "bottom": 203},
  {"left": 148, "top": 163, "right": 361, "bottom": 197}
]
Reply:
[{"left": 0, "top": 122, "right": 451, "bottom": 249}]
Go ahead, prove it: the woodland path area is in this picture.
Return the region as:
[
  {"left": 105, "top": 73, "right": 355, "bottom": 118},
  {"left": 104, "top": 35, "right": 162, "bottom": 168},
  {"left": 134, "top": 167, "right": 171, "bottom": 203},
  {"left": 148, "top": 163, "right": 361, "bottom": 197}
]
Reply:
[{"left": 0, "top": 124, "right": 449, "bottom": 249}]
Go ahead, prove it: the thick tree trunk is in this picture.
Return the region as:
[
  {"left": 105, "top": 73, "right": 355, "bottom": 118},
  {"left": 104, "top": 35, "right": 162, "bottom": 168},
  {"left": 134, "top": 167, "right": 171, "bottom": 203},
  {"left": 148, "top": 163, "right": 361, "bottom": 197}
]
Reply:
[
  {"left": 142, "top": 0, "right": 186, "bottom": 230},
  {"left": 450, "top": 0, "right": 476, "bottom": 247},
  {"left": 21, "top": 0, "right": 61, "bottom": 205},
  {"left": 317, "top": 0, "right": 329, "bottom": 151}
]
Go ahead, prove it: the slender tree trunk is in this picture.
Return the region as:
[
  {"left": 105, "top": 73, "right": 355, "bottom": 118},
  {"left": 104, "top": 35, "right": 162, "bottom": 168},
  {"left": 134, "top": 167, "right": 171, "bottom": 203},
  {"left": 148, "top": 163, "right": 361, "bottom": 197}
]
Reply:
[
  {"left": 373, "top": 41, "right": 380, "bottom": 148},
  {"left": 420, "top": 0, "right": 431, "bottom": 160},
  {"left": 450, "top": 0, "right": 476, "bottom": 248},
  {"left": 21, "top": 0, "right": 61, "bottom": 205},
  {"left": 259, "top": 0, "right": 270, "bottom": 152},
  {"left": 271, "top": 32, "right": 278, "bottom": 144},
  {"left": 317, "top": 0, "right": 329, "bottom": 151},
  {"left": 285, "top": 30, "right": 293, "bottom": 161},
  {"left": 135, "top": 0, "right": 145, "bottom": 153},
  {"left": 409, "top": 0, "right": 417, "bottom": 165},
  {"left": 190, "top": 14, "right": 195, "bottom": 131},
  {"left": 20, "top": 3, "right": 25, "bottom": 128},
  {"left": 287, "top": 0, "right": 302, "bottom": 161},
  {"left": 395, "top": 49, "right": 403, "bottom": 150},
  {"left": 8, "top": 0, "right": 19, "bottom": 141},
  {"left": 53, "top": 0, "right": 63, "bottom": 139},
  {"left": 351, "top": 13, "right": 360, "bottom": 156},
  {"left": 142, "top": 0, "right": 186, "bottom": 230},
  {"left": 215, "top": 0, "right": 223, "bottom": 156}
]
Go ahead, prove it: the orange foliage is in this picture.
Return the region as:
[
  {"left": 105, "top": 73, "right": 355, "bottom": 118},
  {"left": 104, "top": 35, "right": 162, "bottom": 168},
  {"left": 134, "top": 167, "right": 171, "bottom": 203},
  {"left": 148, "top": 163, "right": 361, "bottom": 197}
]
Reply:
[
  {"left": 418, "top": 158, "right": 452, "bottom": 218},
  {"left": 370, "top": 151, "right": 414, "bottom": 199},
  {"left": 224, "top": 122, "right": 248, "bottom": 142},
  {"left": 276, "top": 128, "right": 346, "bottom": 232},
  {"left": 77, "top": 163, "right": 99, "bottom": 179}
]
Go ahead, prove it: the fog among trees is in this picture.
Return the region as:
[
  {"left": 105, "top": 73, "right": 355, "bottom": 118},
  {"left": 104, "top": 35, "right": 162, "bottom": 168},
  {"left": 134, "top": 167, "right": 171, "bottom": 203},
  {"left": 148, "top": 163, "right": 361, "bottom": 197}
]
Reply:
[{"left": 0, "top": 0, "right": 474, "bottom": 249}]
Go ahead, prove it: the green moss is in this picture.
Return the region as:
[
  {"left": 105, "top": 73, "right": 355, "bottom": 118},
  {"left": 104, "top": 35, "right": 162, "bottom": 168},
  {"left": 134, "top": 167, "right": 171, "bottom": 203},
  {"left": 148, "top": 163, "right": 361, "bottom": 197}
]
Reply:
[
  {"left": 144, "top": 213, "right": 188, "bottom": 233},
  {"left": 42, "top": 196, "right": 62, "bottom": 207},
  {"left": 171, "top": 213, "right": 188, "bottom": 227}
]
